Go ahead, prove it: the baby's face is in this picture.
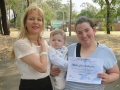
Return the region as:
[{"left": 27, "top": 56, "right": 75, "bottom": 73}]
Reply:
[{"left": 50, "top": 34, "right": 65, "bottom": 49}]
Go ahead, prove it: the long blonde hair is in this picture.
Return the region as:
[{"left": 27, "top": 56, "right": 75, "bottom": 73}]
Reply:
[{"left": 11, "top": 3, "right": 45, "bottom": 59}]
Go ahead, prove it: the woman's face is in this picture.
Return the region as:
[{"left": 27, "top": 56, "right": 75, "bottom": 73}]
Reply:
[
  {"left": 25, "top": 10, "right": 43, "bottom": 35},
  {"left": 76, "top": 22, "right": 96, "bottom": 46}
]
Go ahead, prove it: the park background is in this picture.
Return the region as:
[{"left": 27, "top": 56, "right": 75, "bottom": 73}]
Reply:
[{"left": 0, "top": 0, "right": 120, "bottom": 90}]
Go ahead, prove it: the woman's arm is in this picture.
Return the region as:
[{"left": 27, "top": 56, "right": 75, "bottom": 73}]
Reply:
[
  {"left": 98, "top": 64, "right": 119, "bottom": 84},
  {"left": 20, "top": 37, "right": 47, "bottom": 73}
]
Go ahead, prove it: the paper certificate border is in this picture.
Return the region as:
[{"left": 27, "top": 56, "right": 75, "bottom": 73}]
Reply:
[{"left": 66, "top": 57, "right": 103, "bottom": 84}]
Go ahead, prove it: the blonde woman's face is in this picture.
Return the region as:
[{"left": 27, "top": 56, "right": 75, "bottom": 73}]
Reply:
[{"left": 25, "top": 10, "right": 43, "bottom": 35}]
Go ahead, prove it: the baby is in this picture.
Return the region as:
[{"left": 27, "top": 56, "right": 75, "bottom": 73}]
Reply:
[{"left": 48, "top": 29, "right": 68, "bottom": 90}]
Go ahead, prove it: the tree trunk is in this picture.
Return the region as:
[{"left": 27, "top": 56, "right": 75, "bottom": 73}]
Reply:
[
  {"left": 0, "top": 18, "right": 4, "bottom": 35},
  {"left": 27, "top": 0, "right": 30, "bottom": 7},
  {"left": 105, "top": 0, "right": 110, "bottom": 34},
  {"left": 13, "top": 10, "right": 17, "bottom": 27},
  {"left": 9, "top": 6, "right": 11, "bottom": 23},
  {"left": 0, "top": 0, "right": 10, "bottom": 35},
  {"left": 69, "top": 0, "right": 72, "bottom": 36}
]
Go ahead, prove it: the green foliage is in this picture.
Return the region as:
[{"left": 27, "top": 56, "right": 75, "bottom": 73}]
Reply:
[
  {"left": 101, "top": 22, "right": 106, "bottom": 32},
  {"left": 5, "top": 0, "right": 28, "bottom": 27},
  {"left": 99, "top": 21, "right": 114, "bottom": 32},
  {"left": 10, "top": 18, "right": 14, "bottom": 23},
  {"left": 78, "top": 2, "right": 98, "bottom": 18},
  {"left": 92, "top": 0, "right": 120, "bottom": 34},
  {"left": 4, "top": 0, "right": 84, "bottom": 28}
]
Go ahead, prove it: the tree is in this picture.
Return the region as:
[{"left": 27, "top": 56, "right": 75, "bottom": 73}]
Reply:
[
  {"left": 79, "top": 2, "right": 98, "bottom": 18},
  {"left": 46, "top": 0, "right": 62, "bottom": 11},
  {"left": 45, "top": 0, "right": 63, "bottom": 20},
  {"left": 93, "top": 0, "right": 120, "bottom": 34},
  {"left": 105, "top": 0, "right": 110, "bottom": 34},
  {"left": 42, "top": 2, "right": 55, "bottom": 25},
  {"left": 0, "top": 16, "right": 3, "bottom": 34},
  {"left": 56, "top": 4, "right": 69, "bottom": 21},
  {"left": 5, "top": 0, "right": 26, "bottom": 28},
  {"left": 0, "top": 0, "right": 10, "bottom": 35},
  {"left": 27, "top": 0, "right": 30, "bottom": 7},
  {"left": 2, "top": 0, "right": 79, "bottom": 31}
]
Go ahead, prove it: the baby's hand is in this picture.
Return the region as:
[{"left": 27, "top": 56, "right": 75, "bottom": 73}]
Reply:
[
  {"left": 50, "top": 68, "right": 61, "bottom": 76},
  {"left": 98, "top": 73, "right": 110, "bottom": 84}
]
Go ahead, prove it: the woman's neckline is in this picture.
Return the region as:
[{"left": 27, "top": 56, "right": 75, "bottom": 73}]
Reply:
[{"left": 25, "top": 38, "right": 40, "bottom": 46}]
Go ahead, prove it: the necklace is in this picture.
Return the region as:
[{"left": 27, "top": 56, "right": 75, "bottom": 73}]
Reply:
[
  {"left": 27, "top": 35, "right": 38, "bottom": 42},
  {"left": 31, "top": 40, "right": 38, "bottom": 42},
  {"left": 27, "top": 34, "right": 40, "bottom": 45},
  {"left": 31, "top": 40, "right": 39, "bottom": 46}
]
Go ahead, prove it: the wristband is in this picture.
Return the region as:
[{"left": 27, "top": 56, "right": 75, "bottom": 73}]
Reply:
[{"left": 40, "top": 52, "right": 47, "bottom": 56}]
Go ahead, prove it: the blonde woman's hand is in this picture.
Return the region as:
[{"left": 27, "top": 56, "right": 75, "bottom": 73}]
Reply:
[
  {"left": 37, "top": 36, "right": 45, "bottom": 46},
  {"left": 98, "top": 73, "right": 110, "bottom": 84}
]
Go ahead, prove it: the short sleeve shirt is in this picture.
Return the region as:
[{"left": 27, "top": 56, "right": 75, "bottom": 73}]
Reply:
[{"left": 14, "top": 38, "right": 50, "bottom": 79}]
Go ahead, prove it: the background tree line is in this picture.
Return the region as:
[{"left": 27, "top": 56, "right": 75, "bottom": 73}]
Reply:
[{"left": 0, "top": 0, "right": 120, "bottom": 35}]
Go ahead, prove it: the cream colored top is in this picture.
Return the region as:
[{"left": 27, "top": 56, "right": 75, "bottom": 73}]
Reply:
[{"left": 14, "top": 38, "right": 50, "bottom": 79}]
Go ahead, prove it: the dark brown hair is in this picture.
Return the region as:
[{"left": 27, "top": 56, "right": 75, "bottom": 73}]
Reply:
[{"left": 75, "top": 16, "right": 95, "bottom": 31}]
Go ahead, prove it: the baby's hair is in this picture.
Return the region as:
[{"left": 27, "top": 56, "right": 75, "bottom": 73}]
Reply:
[{"left": 50, "top": 29, "right": 66, "bottom": 41}]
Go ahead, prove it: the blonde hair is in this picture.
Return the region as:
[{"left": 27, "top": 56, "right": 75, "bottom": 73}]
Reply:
[
  {"left": 50, "top": 29, "right": 66, "bottom": 41},
  {"left": 11, "top": 3, "right": 45, "bottom": 59},
  {"left": 19, "top": 3, "right": 45, "bottom": 39}
]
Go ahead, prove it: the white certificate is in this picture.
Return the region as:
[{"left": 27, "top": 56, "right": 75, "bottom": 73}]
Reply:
[{"left": 66, "top": 57, "right": 103, "bottom": 84}]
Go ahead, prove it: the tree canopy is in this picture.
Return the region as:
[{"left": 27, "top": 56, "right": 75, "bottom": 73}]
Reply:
[{"left": 0, "top": 0, "right": 120, "bottom": 35}]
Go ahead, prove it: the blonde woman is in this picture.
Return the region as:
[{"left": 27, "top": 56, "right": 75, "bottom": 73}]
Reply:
[{"left": 11, "top": 3, "right": 52, "bottom": 90}]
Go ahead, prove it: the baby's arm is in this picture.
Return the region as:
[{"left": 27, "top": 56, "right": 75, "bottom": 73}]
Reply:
[{"left": 48, "top": 49, "right": 68, "bottom": 69}]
